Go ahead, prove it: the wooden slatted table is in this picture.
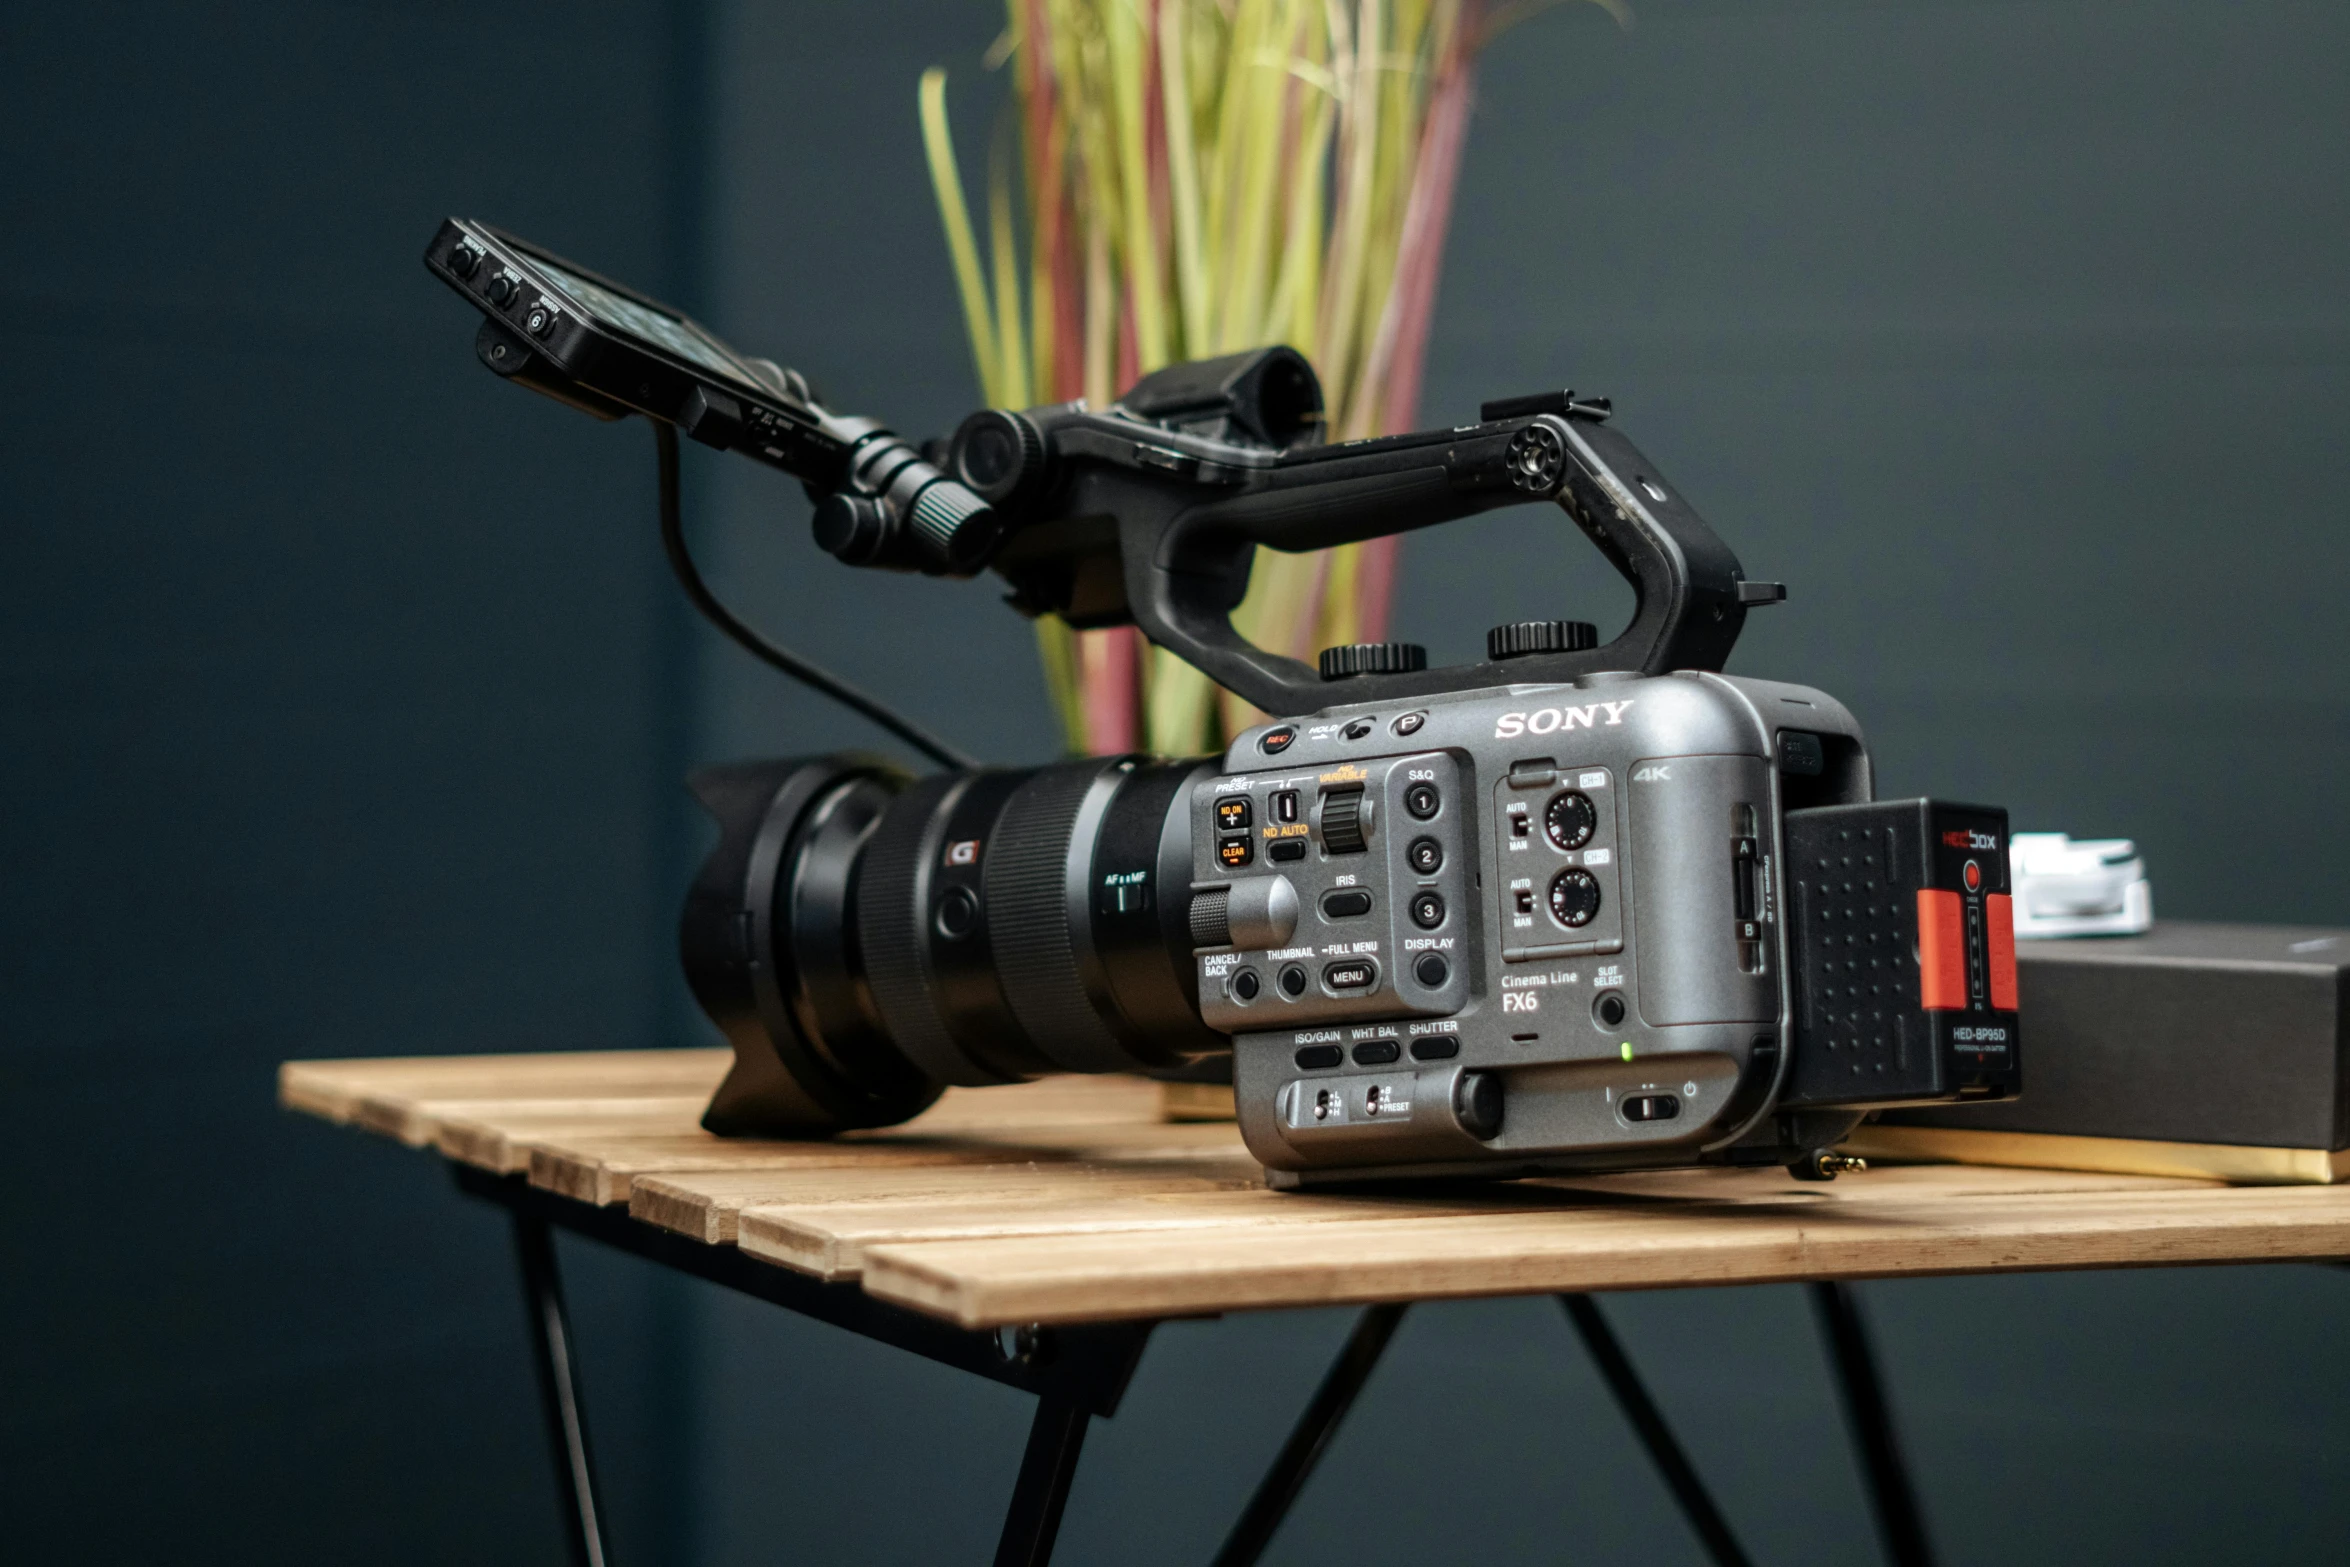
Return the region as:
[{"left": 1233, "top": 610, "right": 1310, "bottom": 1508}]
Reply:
[{"left": 283, "top": 1048, "right": 2350, "bottom": 1567}]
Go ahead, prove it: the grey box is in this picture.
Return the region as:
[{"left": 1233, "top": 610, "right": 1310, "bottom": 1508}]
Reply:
[{"left": 1882, "top": 922, "right": 2350, "bottom": 1150}]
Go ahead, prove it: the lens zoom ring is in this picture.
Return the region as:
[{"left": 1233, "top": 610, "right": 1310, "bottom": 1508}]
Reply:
[
  {"left": 856, "top": 776, "right": 1004, "bottom": 1087},
  {"left": 985, "top": 761, "right": 1129, "bottom": 1073}
]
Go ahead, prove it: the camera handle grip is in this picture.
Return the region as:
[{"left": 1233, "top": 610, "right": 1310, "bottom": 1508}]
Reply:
[{"left": 1119, "top": 413, "right": 1777, "bottom": 717}]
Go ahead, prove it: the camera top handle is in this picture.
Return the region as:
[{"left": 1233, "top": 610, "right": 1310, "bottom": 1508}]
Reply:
[{"left": 941, "top": 348, "right": 1784, "bottom": 718}]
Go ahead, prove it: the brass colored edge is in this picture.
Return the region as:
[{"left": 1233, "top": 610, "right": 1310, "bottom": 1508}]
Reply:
[
  {"left": 1158, "top": 1081, "right": 1239, "bottom": 1122},
  {"left": 1842, "top": 1125, "right": 2345, "bottom": 1186}
]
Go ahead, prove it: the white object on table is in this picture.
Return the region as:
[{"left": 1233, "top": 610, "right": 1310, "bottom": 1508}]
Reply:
[{"left": 2008, "top": 832, "right": 2154, "bottom": 938}]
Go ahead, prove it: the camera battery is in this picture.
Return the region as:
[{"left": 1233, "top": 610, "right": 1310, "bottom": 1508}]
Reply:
[{"left": 1779, "top": 798, "right": 2023, "bottom": 1109}]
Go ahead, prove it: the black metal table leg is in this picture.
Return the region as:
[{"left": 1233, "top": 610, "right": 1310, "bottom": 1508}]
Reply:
[
  {"left": 513, "top": 1210, "right": 612, "bottom": 1567},
  {"left": 1560, "top": 1295, "right": 1754, "bottom": 1567},
  {"left": 995, "top": 1393, "right": 1093, "bottom": 1567},
  {"left": 1212, "top": 1302, "right": 1408, "bottom": 1567},
  {"left": 1811, "top": 1281, "right": 1936, "bottom": 1567}
]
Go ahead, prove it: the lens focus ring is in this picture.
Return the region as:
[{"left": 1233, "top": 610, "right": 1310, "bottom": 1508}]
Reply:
[
  {"left": 984, "top": 760, "right": 1134, "bottom": 1074},
  {"left": 857, "top": 773, "right": 1001, "bottom": 1087}
]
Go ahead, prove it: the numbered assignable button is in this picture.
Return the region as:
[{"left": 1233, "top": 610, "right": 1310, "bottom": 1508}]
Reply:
[{"left": 1216, "top": 797, "right": 1252, "bottom": 832}]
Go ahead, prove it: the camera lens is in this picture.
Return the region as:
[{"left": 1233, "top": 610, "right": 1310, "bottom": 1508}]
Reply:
[{"left": 682, "top": 754, "right": 1225, "bottom": 1135}]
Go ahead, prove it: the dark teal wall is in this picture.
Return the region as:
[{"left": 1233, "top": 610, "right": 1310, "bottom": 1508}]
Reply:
[{"left": 2, "top": 4, "right": 705, "bottom": 1562}]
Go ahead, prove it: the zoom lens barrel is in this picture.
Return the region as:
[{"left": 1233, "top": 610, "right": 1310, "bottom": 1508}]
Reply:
[{"left": 683, "top": 753, "right": 1222, "bottom": 1136}]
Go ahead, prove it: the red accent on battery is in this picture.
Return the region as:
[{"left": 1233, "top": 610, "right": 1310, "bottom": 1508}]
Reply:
[
  {"left": 1986, "top": 893, "right": 2018, "bottom": 1010},
  {"left": 1918, "top": 889, "right": 1966, "bottom": 1010}
]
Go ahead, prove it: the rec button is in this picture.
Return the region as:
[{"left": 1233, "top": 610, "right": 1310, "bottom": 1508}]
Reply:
[{"left": 1260, "top": 726, "right": 1296, "bottom": 755}]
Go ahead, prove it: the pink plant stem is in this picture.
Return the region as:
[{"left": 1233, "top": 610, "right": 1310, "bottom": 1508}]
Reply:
[
  {"left": 1353, "top": 5, "right": 1481, "bottom": 640},
  {"left": 1145, "top": 0, "right": 1170, "bottom": 309},
  {"left": 1355, "top": 536, "right": 1400, "bottom": 642},
  {"left": 1082, "top": 627, "right": 1142, "bottom": 752},
  {"left": 1116, "top": 290, "right": 1139, "bottom": 394},
  {"left": 1376, "top": 9, "right": 1477, "bottom": 437}
]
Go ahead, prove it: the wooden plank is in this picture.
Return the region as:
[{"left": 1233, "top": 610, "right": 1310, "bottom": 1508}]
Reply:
[
  {"left": 734, "top": 1161, "right": 2207, "bottom": 1282},
  {"left": 431, "top": 1101, "right": 716, "bottom": 1173},
  {"left": 284, "top": 1055, "right": 1170, "bottom": 1143},
  {"left": 530, "top": 1119, "right": 1247, "bottom": 1208},
  {"left": 856, "top": 1182, "right": 2350, "bottom": 1327},
  {"left": 888, "top": 1076, "right": 1169, "bottom": 1129},
  {"left": 1531, "top": 1161, "right": 2206, "bottom": 1204},
  {"left": 526, "top": 1138, "right": 1029, "bottom": 1208},
  {"left": 634, "top": 1159, "right": 1263, "bottom": 1244},
  {"left": 278, "top": 1049, "right": 729, "bottom": 1124},
  {"left": 362, "top": 1094, "right": 705, "bottom": 1151},
  {"left": 739, "top": 1186, "right": 1535, "bottom": 1282}
]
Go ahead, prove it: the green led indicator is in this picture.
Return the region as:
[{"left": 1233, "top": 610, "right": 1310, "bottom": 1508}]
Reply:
[{"left": 1620, "top": 1041, "right": 1634, "bottom": 1061}]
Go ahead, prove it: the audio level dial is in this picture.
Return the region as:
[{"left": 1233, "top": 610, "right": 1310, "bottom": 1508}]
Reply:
[{"left": 1546, "top": 790, "right": 1597, "bottom": 851}]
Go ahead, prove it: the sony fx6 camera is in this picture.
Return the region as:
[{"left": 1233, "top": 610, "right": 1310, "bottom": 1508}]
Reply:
[{"left": 427, "top": 217, "right": 2022, "bottom": 1183}]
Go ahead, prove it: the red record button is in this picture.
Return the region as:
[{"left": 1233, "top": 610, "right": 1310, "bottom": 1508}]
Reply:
[{"left": 1963, "top": 859, "right": 1982, "bottom": 892}]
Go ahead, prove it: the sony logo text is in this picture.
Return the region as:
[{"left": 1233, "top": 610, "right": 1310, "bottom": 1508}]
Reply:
[{"left": 1494, "top": 700, "right": 1634, "bottom": 739}]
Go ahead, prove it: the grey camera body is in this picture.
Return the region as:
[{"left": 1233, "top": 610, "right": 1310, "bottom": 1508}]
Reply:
[{"left": 1187, "top": 668, "right": 1879, "bottom": 1184}]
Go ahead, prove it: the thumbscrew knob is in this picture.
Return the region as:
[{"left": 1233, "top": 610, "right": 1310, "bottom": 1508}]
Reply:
[
  {"left": 1487, "top": 620, "right": 1598, "bottom": 660},
  {"left": 1317, "top": 643, "right": 1428, "bottom": 680}
]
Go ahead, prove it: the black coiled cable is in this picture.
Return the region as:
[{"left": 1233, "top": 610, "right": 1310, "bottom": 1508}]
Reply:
[{"left": 653, "top": 420, "right": 977, "bottom": 771}]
